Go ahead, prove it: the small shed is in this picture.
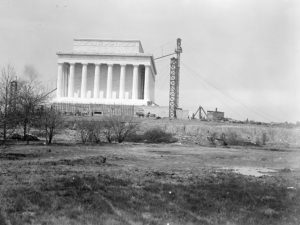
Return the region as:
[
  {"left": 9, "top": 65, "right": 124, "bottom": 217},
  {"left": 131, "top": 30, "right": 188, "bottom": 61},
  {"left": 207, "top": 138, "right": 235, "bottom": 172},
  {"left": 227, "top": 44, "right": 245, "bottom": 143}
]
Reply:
[{"left": 207, "top": 108, "right": 224, "bottom": 121}]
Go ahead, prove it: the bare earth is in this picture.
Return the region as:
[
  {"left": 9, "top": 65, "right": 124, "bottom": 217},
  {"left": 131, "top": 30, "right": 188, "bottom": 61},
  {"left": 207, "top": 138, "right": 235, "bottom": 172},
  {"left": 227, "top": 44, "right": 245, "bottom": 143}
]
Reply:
[{"left": 0, "top": 143, "right": 300, "bottom": 225}]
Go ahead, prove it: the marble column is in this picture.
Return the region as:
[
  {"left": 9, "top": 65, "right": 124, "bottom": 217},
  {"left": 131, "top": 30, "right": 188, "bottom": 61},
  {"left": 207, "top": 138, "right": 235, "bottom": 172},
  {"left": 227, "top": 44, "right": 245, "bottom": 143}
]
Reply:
[
  {"left": 61, "top": 67, "right": 65, "bottom": 97},
  {"left": 94, "top": 64, "right": 100, "bottom": 98},
  {"left": 68, "top": 63, "right": 75, "bottom": 98},
  {"left": 132, "top": 65, "right": 139, "bottom": 99},
  {"left": 81, "top": 63, "right": 87, "bottom": 98},
  {"left": 106, "top": 64, "right": 113, "bottom": 98},
  {"left": 119, "top": 64, "right": 126, "bottom": 99},
  {"left": 144, "top": 65, "right": 150, "bottom": 101},
  {"left": 57, "top": 63, "right": 63, "bottom": 98}
]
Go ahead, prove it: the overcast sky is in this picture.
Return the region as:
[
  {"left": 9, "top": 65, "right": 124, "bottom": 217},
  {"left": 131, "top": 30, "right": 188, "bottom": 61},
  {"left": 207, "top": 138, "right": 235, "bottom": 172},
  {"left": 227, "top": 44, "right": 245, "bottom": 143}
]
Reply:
[{"left": 0, "top": 0, "right": 299, "bottom": 122}]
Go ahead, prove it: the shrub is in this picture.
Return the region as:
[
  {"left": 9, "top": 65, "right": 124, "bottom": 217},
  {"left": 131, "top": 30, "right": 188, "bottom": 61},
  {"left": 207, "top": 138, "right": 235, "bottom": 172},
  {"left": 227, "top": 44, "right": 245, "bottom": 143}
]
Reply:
[
  {"left": 253, "top": 132, "right": 269, "bottom": 146},
  {"left": 125, "top": 132, "right": 145, "bottom": 142},
  {"left": 76, "top": 116, "right": 138, "bottom": 144},
  {"left": 0, "top": 209, "right": 8, "bottom": 225},
  {"left": 76, "top": 120, "right": 102, "bottom": 144},
  {"left": 224, "top": 131, "right": 240, "bottom": 145},
  {"left": 143, "top": 127, "right": 177, "bottom": 143},
  {"left": 13, "top": 194, "right": 28, "bottom": 212},
  {"left": 102, "top": 115, "right": 138, "bottom": 143},
  {"left": 9, "top": 133, "right": 23, "bottom": 140},
  {"left": 24, "top": 134, "right": 39, "bottom": 141},
  {"left": 206, "top": 131, "right": 245, "bottom": 146},
  {"left": 207, "top": 132, "right": 218, "bottom": 145},
  {"left": 30, "top": 130, "right": 45, "bottom": 138},
  {"left": 261, "top": 132, "right": 268, "bottom": 145}
]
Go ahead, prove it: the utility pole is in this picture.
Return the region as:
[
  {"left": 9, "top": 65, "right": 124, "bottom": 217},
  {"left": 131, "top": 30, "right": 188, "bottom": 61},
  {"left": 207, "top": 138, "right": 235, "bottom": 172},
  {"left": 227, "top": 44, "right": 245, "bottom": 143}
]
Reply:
[
  {"left": 9, "top": 80, "right": 18, "bottom": 111},
  {"left": 169, "top": 38, "right": 182, "bottom": 119}
]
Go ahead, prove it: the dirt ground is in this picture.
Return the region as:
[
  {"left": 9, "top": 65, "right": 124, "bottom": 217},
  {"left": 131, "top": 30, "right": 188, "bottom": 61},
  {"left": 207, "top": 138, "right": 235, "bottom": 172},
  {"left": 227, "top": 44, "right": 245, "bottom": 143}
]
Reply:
[{"left": 0, "top": 143, "right": 300, "bottom": 225}]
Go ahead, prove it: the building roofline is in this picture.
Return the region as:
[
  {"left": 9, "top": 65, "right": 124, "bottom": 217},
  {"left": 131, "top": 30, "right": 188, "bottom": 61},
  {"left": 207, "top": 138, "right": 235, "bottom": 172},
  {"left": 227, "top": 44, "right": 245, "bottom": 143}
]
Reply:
[
  {"left": 74, "top": 38, "right": 142, "bottom": 43},
  {"left": 73, "top": 39, "right": 144, "bottom": 54},
  {"left": 207, "top": 111, "right": 224, "bottom": 113}
]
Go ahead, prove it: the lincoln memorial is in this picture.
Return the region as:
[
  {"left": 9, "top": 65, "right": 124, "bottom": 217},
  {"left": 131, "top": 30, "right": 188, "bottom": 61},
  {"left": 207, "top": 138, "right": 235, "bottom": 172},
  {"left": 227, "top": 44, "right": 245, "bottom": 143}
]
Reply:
[{"left": 54, "top": 39, "right": 157, "bottom": 106}]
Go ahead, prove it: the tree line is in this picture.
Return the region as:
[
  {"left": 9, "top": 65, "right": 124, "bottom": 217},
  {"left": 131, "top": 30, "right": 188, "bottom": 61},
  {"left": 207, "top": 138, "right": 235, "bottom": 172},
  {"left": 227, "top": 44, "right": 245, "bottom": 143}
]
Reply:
[
  {"left": 0, "top": 64, "right": 175, "bottom": 146},
  {"left": 0, "top": 64, "right": 61, "bottom": 145}
]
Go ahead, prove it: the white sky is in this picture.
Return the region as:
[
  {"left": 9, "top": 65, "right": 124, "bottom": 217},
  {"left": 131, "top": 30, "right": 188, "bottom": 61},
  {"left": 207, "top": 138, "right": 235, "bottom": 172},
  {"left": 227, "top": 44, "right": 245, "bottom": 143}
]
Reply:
[{"left": 0, "top": 0, "right": 299, "bottom": 122}]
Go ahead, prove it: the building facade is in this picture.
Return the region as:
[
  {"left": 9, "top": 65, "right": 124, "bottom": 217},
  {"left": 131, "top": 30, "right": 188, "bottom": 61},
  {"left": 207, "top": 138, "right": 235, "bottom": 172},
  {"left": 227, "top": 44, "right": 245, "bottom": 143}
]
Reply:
[{"left": 54, "top": 39, "right": 157, "bottom": 106}]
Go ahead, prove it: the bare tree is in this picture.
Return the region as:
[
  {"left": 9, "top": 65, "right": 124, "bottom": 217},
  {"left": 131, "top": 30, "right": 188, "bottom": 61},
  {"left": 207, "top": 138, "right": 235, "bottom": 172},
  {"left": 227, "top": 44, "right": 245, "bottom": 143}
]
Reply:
[
  {"left": 0, "top": 64, "right": 18, "bottom": 143},
  {"left": 17, "top": 66, "right": 48, "bottom": 143},
  {"left": 38, "top": 106, "right": 63, "bottom": 145}
]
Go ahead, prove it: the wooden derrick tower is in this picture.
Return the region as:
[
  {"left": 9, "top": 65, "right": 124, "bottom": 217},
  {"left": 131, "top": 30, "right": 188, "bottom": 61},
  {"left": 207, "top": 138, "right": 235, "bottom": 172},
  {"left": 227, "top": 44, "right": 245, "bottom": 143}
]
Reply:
[{"left": 169, "top": 38, "right": 182, "bottom": 119}]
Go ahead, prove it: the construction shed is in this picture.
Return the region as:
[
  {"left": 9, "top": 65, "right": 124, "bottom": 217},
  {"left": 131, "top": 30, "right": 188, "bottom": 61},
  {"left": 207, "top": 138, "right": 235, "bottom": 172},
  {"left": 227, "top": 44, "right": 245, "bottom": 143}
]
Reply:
[{"left": 207, "top": 108, "right": 225, "bottom": 121}]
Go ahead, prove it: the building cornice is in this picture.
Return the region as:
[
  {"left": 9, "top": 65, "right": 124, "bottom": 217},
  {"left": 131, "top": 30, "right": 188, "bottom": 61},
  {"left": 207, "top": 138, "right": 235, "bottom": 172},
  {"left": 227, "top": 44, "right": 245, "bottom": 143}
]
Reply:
[
  {"left": 57, "top": 51, "right": 151, "bottom": 57},
  {"left": 57, "top": 52, "right": 157, "bottom": 75}
]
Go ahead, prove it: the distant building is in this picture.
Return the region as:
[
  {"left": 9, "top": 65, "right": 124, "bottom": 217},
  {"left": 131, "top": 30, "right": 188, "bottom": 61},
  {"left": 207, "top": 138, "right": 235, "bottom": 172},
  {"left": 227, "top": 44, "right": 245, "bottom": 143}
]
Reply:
[
  {"left": 207, "top": 108, "right": 224, "bottom": 121},
  {"left": 52, "top": 39, "right": 190, "bottom": 119},
  {"left": 54, "top": 39, "right": 157, "bottom": 106}
]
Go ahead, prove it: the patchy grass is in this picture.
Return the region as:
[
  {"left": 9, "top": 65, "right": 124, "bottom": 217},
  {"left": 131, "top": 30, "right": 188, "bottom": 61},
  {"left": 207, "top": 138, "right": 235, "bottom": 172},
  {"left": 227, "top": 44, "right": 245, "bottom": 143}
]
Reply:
[
  {"left": 137, "top": 119, "right": 300, "bottom": 148},
  {"left": 0, "top": 144, "right": 300, "bottom": 224},
  {"left": 2, "top": 169, "right": 300, "bottom": 225}
]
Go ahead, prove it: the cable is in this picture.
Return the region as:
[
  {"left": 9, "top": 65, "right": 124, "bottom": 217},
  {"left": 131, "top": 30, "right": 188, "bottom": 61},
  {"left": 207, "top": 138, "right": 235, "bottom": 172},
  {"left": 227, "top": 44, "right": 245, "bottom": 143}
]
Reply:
[
  {"left": 156, "top": 65, "right": 171, "bottom": 90},
  {"left": 184, "top": 64, "right": 276, "bottom": 121},
  {"left": 155, "top": 53, "right": 176, "bottom": 60},
  {"left": 182, "top": 63, "right": 266, "bottom": 120},
  {"left": 182, "top": 62, "right": 276, "bottom": 122},
  {"left": 151, "top": 40, "right": 175, "bottom": 57},
  {"left": 182, "top": 66, "right": 247, "bottom": 119},
  {"left": 183, "top": 53, "right": 283, "bottom": 122}
]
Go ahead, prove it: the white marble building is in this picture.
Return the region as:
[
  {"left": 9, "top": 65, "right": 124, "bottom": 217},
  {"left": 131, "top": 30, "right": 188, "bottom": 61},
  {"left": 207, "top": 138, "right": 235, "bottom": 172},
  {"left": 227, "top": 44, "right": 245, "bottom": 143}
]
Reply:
[{"left": 54, "top": 39, "right": 157, "bottom": 105}]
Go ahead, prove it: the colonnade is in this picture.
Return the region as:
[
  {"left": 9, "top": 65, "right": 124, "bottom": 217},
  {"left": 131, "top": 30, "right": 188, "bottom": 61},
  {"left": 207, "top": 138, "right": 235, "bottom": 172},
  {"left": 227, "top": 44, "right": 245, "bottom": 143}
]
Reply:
[{"left": 57, "top": 62, "right": 151, "bottom": 101}]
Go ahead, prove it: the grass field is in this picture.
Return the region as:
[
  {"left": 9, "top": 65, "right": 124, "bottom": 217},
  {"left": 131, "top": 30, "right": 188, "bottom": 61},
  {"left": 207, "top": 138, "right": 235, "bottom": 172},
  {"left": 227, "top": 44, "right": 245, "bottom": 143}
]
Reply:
[
  {"left": 1, "top": 139, "right": 300, "bottom": 225},
  {"left": 64, "top": 117, "right": 300, "bottom": 147},
  {"left": 137, "top": 118, "right": 300, "bottom": 147}
]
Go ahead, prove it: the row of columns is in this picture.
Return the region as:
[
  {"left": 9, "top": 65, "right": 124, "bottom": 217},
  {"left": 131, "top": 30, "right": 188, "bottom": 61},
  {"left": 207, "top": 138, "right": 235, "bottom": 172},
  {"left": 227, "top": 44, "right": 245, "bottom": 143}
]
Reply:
[{"left": 57, "top": 63, "right": 151, "bottom": 100}]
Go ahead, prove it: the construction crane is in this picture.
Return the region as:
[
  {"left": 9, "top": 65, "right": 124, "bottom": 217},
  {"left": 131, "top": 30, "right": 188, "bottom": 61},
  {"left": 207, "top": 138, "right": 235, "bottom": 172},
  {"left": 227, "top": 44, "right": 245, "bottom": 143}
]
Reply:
[
  {"left": 191, "top": 106, "right": 207, "bottom": 120},
  {"left": 155, "top": 38, "right": 182, "bottom": 119}
]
